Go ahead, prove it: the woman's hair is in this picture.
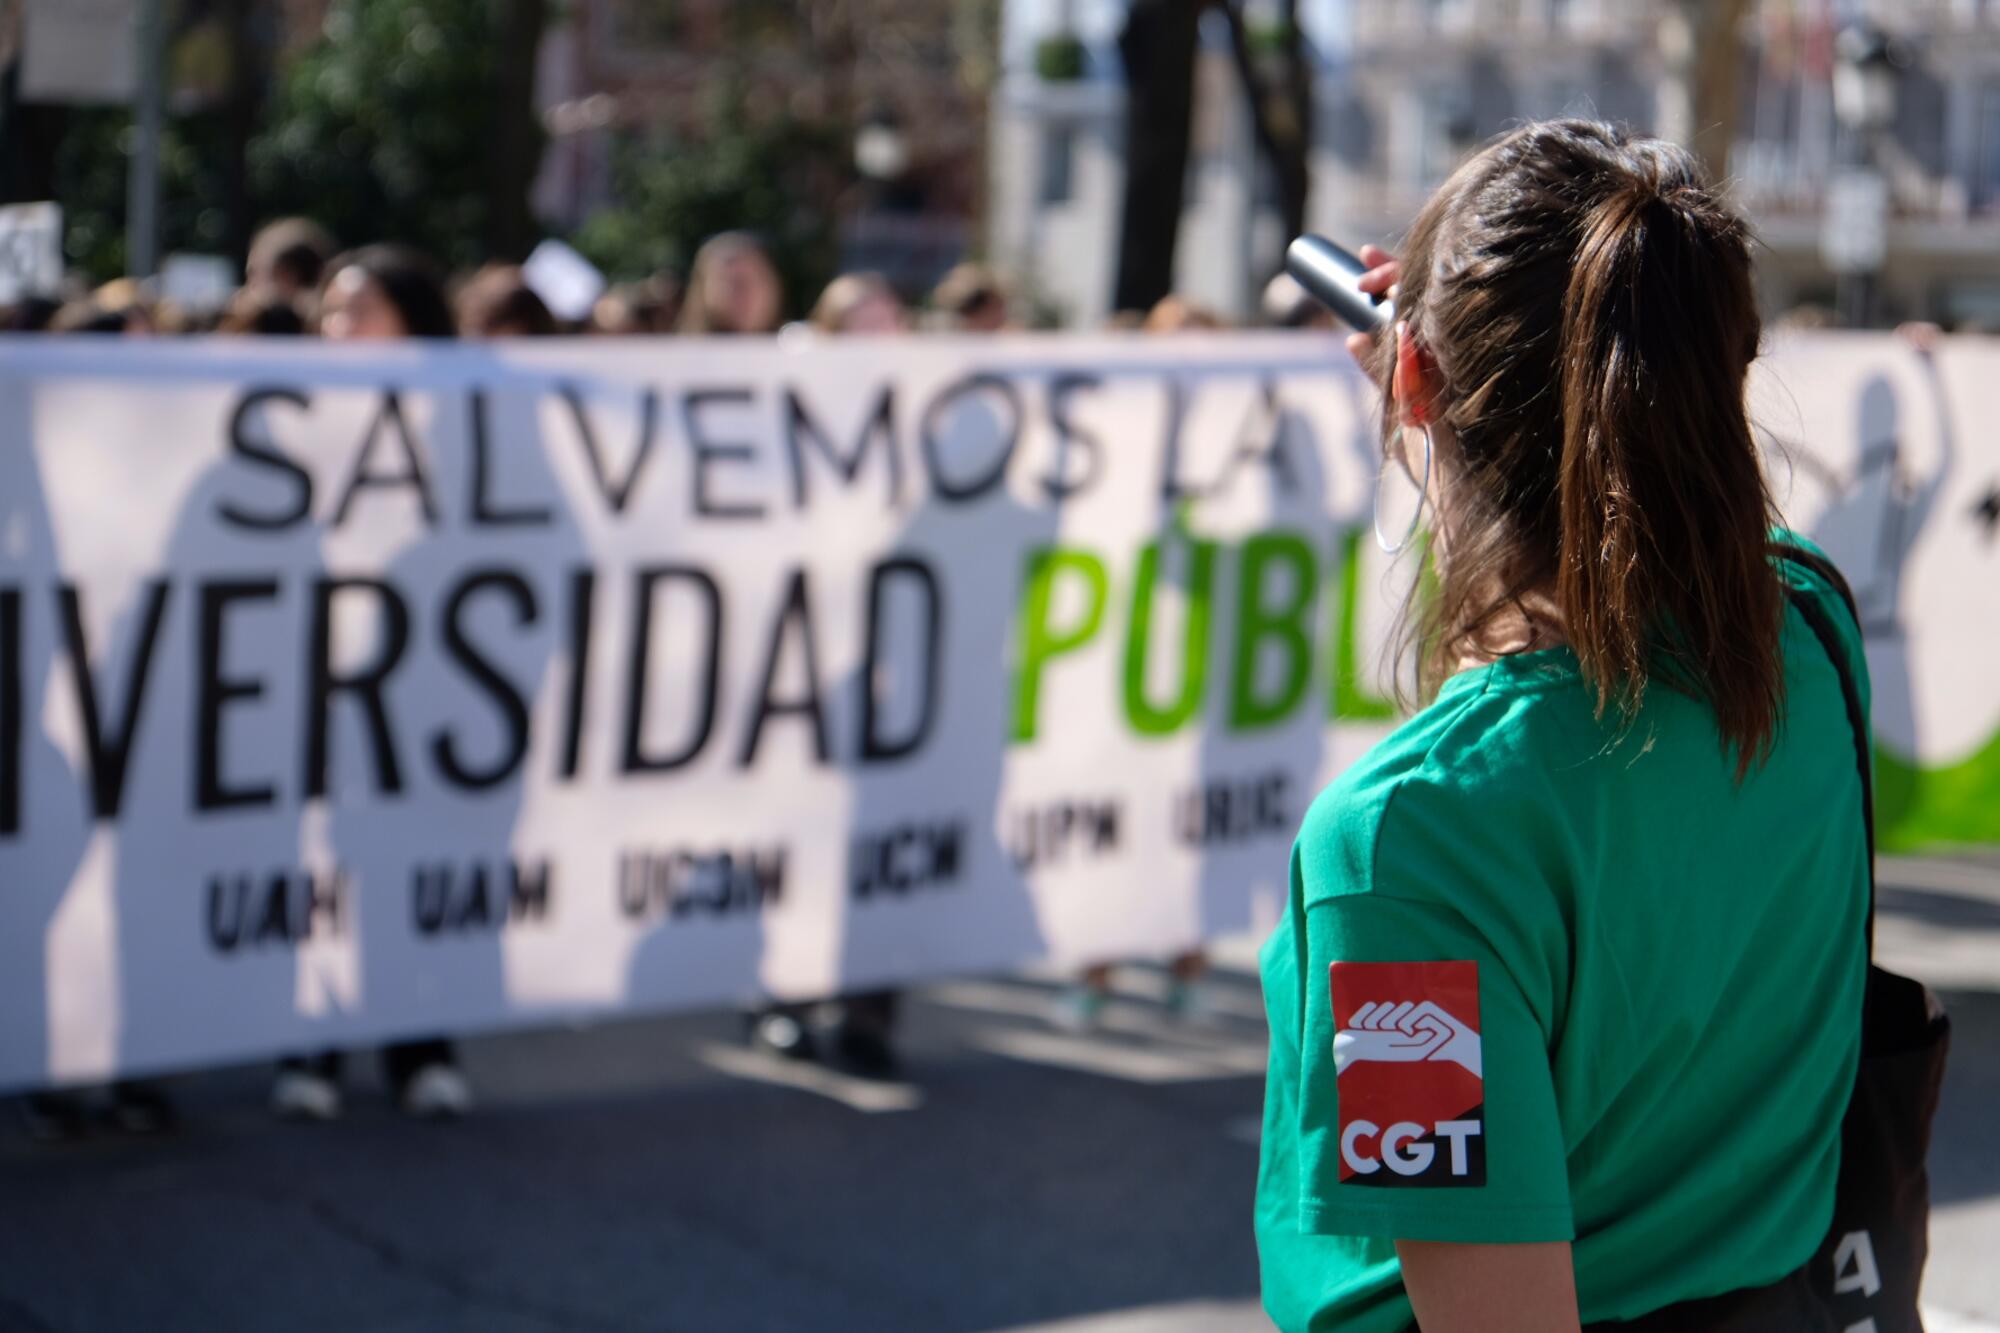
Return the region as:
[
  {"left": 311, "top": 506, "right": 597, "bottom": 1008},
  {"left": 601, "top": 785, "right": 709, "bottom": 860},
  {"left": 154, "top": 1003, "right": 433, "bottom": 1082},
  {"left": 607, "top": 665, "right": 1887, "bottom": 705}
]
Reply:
[
  {"left": 216, "top": 289, "right": 307, "bottom": 336},
  {"left": 1143, "top": 294, "right": 1225, "bottom": 333},
  {"left": 1387, "top": 119, "right": 1782, "bottom": 775},
  {"left": 591, "top": 274, "right": 681, "bottom": 334},
  {"left": 677, "top": 231, "right": 783, "bottom": 335},
  {"left": 931, "top": 262, "right": 1008, "bottom": 325},
  {"left": 48, "top": 301, "right": 132, "bottom": 335},
  {"left": 810, "top": 271, "right": 900, "bottom": 333},
  {"left": 455, "top": 263, "right": 558, "bottom": 337},
  {"left": 322, "top": 244, "right": 456, "bottom": 339},
  {"left": 247, "top": 217, "right": 337, "bottom": 293}
]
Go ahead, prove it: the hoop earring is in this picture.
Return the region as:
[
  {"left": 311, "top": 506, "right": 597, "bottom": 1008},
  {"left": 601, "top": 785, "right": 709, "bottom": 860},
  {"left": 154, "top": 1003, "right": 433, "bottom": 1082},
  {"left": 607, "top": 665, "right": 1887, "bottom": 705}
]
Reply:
[{"left": 1374, "top": 422, "right": 1433, "bottom": 556}]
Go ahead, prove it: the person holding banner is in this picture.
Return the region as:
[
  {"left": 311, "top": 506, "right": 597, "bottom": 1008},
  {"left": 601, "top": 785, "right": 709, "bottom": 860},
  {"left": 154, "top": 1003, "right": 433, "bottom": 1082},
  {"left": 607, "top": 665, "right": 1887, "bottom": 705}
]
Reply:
[
  {"left": 1257, "top": 121, "right": 1874, "bottom": 1330},
  {"left": 809, "top": 271, "right": 911, "bottom": 336},
  {"left": 929, "top": 263, "right": 1014, "bottom": 333},
  {"left": 746, "top": 271, "right": 915, "bottom": 1075},
  {"left": 245, "top": 217, "right": 336, "bottom": 308},
  {"left": 315, "top": 244, "right": 455, "bottom": 345},
  {"left": 1054, "top": 293, "right": 1234, "bottom": 1034},
  {"left": 455, "top": 264, "right": 559, "bottom": 338},
  {"left": 9, "top": 299, "right": 176, "bottom": 1141},
  {"left": 676, "top": 232, "right": 785, "bottom": 336},
  {"left": 269, "top": 244, "right": 475, "bottom": 1122}
]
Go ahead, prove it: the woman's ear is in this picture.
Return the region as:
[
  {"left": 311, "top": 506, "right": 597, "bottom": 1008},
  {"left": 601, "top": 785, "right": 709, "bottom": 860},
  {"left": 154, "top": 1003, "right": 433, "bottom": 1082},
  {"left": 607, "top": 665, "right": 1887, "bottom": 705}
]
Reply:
[{"left": 1393, "top": 321, "right": 1438, "bottom": 426}]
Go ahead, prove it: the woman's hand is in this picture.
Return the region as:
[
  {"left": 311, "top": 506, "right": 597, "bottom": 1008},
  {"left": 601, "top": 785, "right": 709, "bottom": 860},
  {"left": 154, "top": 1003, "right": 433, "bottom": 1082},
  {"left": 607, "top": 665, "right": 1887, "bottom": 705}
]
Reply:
[{"left": 1347, "top": 244, "right": 1402, "bottom": 370}]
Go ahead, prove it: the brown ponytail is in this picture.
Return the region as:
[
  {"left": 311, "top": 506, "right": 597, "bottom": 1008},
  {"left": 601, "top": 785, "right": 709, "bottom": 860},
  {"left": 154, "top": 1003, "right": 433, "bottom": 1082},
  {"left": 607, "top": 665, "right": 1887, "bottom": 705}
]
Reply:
[{"left": 1387, "top": 121, "right": 1783, "bottom": 776}]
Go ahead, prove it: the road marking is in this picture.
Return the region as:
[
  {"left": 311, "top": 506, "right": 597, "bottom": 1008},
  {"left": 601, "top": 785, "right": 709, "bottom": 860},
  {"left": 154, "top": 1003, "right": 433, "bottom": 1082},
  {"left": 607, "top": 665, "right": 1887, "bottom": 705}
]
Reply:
[
  {"left": 923, "top": 980, "right": 1075, "bottom": 1021},
  {"left": 928, "top": 979, "right": 1270, "bottom": 1084},
  {"left": 992, "top": 966, "right": 1272, "bottom": 1022},
  {"left": 993, "top": 1298, "right": 1265, "bottom": 1331},
  {"left": 1093, "top": 977, "right": 1269, "bottom": 1022},
  {"left": 962, "top": 1027, "right": 1266, "bottom": 1084},
  {"left": 1924, "top": 1308, "right": 2000, "bottom": 1333},
  {"left": 926, "top": 980, "right": 1263, "bottom": 1045},
  {"left": 690, "top": 1042, "right": 923, "bottom": 1113},
  {"left": 1879, "top": 856, "right": 2000, "bottom": 899}
]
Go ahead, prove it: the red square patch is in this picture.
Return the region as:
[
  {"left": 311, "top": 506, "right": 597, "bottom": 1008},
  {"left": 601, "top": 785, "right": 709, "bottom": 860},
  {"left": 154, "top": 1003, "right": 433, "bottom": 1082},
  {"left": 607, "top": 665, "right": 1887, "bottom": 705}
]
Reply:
[{"left": 1329, "top": 960, "right": 1485, "bottom": 1186}]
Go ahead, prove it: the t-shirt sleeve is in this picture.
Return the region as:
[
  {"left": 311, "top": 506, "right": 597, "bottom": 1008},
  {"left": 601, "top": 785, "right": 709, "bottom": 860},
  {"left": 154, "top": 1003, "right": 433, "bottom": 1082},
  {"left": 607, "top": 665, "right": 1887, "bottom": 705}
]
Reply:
[{"left": 1294, "top": 890, "right": 1575, "bottom": 1243}]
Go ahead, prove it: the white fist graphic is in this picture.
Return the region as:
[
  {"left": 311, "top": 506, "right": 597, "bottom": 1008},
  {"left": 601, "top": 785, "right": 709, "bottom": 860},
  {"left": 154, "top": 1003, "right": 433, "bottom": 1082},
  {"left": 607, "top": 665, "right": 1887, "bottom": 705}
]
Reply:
[{"left": 1333, "top": 1000, "right": 1481, "bottom": 1078}]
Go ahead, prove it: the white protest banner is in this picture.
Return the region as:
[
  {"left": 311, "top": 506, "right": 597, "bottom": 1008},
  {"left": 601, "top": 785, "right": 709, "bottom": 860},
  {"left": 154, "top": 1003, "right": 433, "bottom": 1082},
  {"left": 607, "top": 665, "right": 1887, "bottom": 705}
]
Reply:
[
  {"left": 1749, "top": 332, "right": 2000, "bottom": 850},
  {"left": 0, "top": 332, "right": 1993, "bottom": 1091},
  {"left": 0, "top": 203, "right": 64, "bottom": 305},
  {"left": 0, "top": 334, "right": 1401, "bottom": 1089}
]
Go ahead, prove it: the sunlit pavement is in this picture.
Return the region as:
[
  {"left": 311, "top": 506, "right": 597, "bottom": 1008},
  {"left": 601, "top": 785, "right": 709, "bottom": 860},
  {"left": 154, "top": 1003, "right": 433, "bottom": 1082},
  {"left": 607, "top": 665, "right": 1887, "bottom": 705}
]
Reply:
[{"left": 1, "top": 855, "right": 1995, "bottom": 1333}]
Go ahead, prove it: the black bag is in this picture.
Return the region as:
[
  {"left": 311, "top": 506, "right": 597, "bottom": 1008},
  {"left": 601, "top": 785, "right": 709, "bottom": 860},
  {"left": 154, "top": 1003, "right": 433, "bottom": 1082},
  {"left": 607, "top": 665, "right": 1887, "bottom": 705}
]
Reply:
[
  {"left": 1780, "top": 545, "right": 1951, "bottom": 1333},
  {"left": 1583, "top": 545, "right": 1951, "bottom": 1332}
]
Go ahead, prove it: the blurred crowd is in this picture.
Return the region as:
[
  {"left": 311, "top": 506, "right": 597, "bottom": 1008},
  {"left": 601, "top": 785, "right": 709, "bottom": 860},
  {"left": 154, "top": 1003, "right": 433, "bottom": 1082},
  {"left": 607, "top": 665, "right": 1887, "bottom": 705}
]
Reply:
[
  {"left": 4, "top": 218, "right": 1324, "bottom": 1142},
  {"left": 0, "top": 218, "right": 1336, "bottom": 346}
]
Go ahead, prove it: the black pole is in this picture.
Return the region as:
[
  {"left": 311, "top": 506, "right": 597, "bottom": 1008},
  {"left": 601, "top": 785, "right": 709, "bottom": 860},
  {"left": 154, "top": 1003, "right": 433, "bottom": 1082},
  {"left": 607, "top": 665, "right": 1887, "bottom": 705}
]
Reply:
[
  {"left": 1112, "top": 0, "right": 1202, "bottom": 315},
  {"left": 1837, "top": 268, "right": 1874, "bottom": 329}
]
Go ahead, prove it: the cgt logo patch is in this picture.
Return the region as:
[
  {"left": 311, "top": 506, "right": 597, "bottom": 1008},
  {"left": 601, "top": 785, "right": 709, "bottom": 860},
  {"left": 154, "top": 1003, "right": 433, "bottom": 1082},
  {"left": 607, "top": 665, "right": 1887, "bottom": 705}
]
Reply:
[{"left": 1330, "top": 960, "right": 1485, "bottom": 1187}]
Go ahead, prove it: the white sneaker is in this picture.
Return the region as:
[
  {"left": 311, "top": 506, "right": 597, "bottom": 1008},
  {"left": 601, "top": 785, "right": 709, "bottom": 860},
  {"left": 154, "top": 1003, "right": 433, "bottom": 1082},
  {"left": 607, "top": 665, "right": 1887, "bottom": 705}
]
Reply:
[
  {"left": 271, "top": 1068, "right": 343, "bottom": 1122},
  {"left": 400, "top": 1062, "right": 473, "bottom": 1119}
]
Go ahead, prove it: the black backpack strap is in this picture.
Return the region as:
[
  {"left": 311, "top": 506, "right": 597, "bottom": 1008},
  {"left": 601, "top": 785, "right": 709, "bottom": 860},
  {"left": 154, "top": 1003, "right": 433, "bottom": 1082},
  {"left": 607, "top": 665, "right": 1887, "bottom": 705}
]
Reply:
[
  {"left": 1771, "top": 541, "right": 1875, "bottom": 958},
  {"left": 1771, "top": 540, "right": 1862, "bottom": 625}
]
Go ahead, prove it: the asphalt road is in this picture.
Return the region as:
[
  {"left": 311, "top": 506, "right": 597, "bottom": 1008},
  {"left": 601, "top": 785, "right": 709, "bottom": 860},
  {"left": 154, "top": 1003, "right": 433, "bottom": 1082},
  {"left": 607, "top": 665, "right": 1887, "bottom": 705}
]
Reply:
[{"left": 2, "top": 855, "right": 1997, "bottom": 1333}]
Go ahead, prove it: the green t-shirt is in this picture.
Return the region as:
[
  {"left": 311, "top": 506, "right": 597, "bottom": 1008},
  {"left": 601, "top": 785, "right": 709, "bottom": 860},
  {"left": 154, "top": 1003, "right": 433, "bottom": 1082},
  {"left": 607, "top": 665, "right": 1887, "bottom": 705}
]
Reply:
[{"left": 1255, "top": 542, "right": 1870, "bottom": 1331}]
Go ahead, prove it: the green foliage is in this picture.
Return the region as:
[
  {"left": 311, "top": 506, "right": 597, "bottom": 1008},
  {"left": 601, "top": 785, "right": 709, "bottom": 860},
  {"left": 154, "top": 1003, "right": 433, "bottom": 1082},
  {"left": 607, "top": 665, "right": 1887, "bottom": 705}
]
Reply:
[
  {"left": 951, "top": 0, "right": 1008, "bottom": 94},
  {"left": 1034, "top": 33, "right": 1087, "bottom": 83},
  {"left": 1247, "top": 18, "right": 1297, "bottom": 64},
  {"left": 249, "top": 0, "right": 512, "bottom": 271},
  {"left": 569, "top": 111, "right": 845, "bottom": 317},
  {"left": 718, "top": 0, "right": 796, "bottom": 44},
  {"left": 46, "top": 0, "right": 899, "bottom": 304},
  {"left": 53, "top": 109, "right": 241, "bottom": 283},
  {"left": 35, "top": 0, "right": 528, "bottom": 282}
]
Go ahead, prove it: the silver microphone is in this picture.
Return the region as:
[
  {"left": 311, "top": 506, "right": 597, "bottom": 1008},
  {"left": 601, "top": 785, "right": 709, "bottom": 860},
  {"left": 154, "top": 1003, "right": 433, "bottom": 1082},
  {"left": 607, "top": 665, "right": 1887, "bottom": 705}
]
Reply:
[{"left": 1284, "top": 235, "right": 1394, "bottom": 334}]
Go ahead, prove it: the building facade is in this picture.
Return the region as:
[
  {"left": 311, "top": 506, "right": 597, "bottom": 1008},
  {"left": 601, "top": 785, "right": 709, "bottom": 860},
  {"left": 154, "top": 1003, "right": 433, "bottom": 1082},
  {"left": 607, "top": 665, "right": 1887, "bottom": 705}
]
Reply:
[
  {"left": 987, "top": 0, "right": 1307, "bottom": 325},
  {"left": 991, "top": 0, "right": 2000, "bottom": 327},
  {"left": 1736, "top": 0, "right": 2000, "bottom": 326}
]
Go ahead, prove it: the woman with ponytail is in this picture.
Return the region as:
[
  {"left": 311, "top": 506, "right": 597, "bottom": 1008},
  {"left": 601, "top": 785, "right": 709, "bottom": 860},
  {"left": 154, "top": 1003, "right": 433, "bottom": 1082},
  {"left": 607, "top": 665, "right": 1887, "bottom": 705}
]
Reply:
[{"left": 1256, "top": 121, "right": 1870, "bottom": 1330}]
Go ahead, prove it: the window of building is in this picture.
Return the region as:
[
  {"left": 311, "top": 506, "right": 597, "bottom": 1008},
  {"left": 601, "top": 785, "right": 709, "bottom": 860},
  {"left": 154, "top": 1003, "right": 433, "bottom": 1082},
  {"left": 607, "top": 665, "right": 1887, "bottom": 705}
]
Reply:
[
  {"left": 1254, "top": 155, "right": 1281, "bottom": 210},
  {"left": 1419, "top": 91, "right": 1475, "bottom": 186},
  {"left": 1041, "top": 124, "right": 1078, "bottom": 206},
  {"left": 1529, "top": 78, "right": 1593, "bottom": 122},
  {"left": 1427, "top": 0, "right": 1476, "bottom": 34},
  {"left": 1977, "top": 84, "right": 2000, "bottom": 209},
  {"left": 1751, "top": 72, "right": 1801, "bottom": 149}
]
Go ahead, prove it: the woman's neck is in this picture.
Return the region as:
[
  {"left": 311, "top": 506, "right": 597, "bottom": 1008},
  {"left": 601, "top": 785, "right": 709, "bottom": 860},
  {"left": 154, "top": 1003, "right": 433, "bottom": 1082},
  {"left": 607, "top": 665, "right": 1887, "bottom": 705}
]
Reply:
[{"left": 1450, "top": 585, "right": 1568, "bottom": 675}]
